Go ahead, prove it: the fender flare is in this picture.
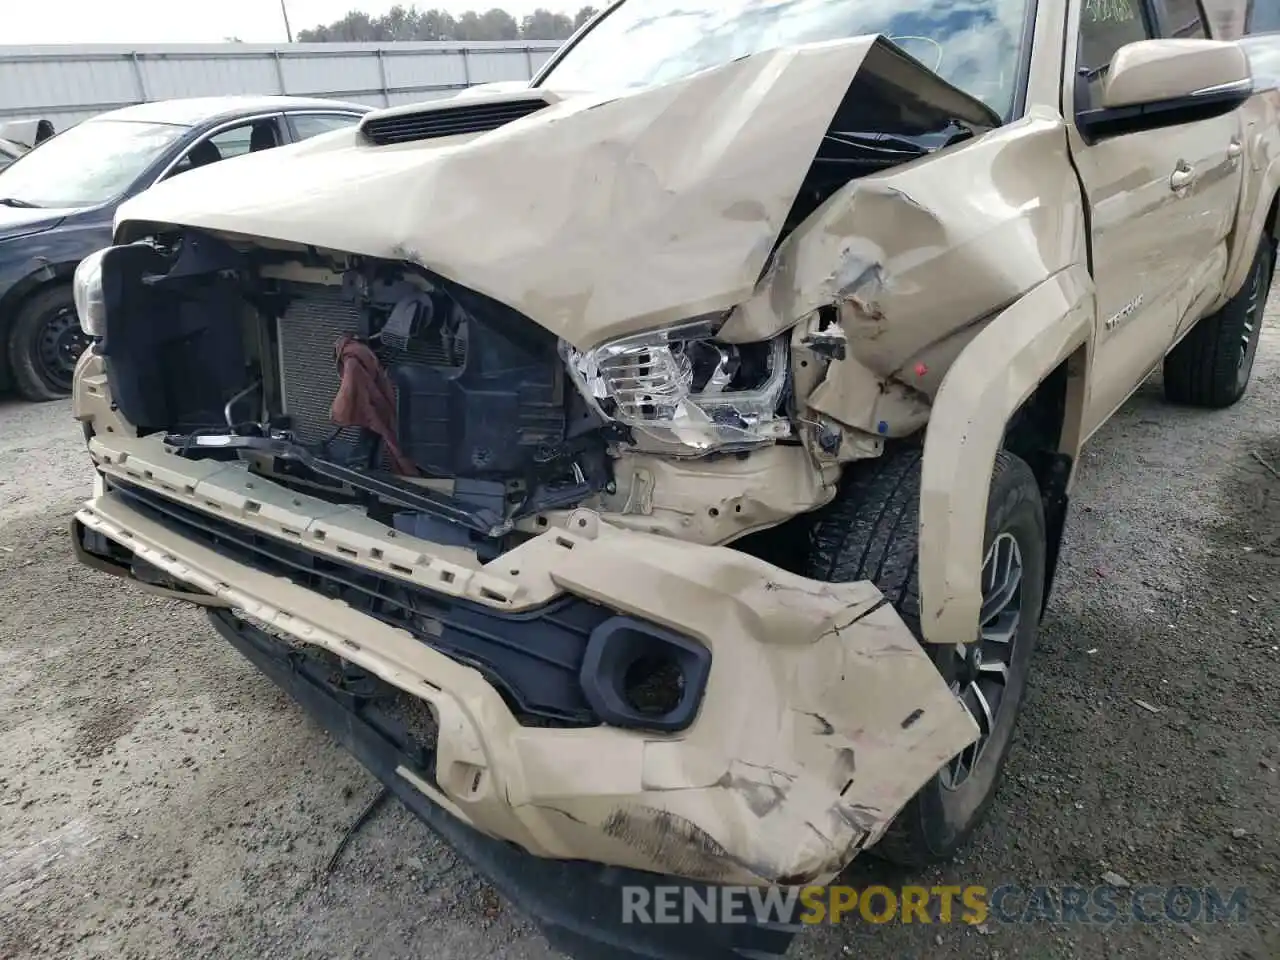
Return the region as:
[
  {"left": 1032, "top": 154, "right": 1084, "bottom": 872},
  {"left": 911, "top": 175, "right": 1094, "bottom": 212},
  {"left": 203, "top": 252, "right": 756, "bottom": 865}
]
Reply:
[{"left": 917, "top": 264, "right": 1094, "bottom": 646}]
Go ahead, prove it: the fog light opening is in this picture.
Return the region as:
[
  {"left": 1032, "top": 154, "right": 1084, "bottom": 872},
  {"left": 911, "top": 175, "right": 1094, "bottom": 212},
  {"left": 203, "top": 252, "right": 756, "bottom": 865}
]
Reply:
[{"left": 622, "top": 654, "right": 686, "bottom": 717}]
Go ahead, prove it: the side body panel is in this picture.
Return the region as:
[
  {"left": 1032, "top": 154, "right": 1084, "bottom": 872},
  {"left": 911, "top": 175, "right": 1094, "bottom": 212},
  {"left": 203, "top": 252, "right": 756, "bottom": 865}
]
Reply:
[
  {"left": 1073, "top": 111, "right": 1242, "bottom": 435},
  {"left": 1063, "top": 1, "right": 1247, "bottom": 437}
]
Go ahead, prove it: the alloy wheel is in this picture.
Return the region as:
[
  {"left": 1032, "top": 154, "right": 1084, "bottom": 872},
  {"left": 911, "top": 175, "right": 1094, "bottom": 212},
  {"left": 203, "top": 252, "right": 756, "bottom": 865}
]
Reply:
[
  {"left": 939, "top": 531, "right": 1024, "bottom": 791},
  {"left": 1238, "top": 257, "right": 1265, "bottom": 380}
]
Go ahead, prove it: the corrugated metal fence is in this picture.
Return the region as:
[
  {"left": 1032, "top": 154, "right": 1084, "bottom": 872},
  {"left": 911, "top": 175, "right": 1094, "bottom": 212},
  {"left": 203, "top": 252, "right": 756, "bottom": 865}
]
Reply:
[{"left": 0, "top": 42, "right": 561, "bottom": 128}]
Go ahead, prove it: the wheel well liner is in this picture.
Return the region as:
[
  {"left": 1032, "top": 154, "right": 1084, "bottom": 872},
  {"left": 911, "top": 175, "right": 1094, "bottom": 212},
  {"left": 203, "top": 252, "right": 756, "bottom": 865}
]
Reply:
[{"left": 1003, "top": 358, "right": 1078, "bottom": 615}]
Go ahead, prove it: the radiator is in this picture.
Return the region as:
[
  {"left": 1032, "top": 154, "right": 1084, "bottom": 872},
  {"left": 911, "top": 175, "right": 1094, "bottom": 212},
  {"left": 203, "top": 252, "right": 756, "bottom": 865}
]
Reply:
[
  {"left": 276, "top": 292, "right": 359, "bottom": 445},
  {"left": 275, "top": 290, "right": 458, "bottom": 448}
]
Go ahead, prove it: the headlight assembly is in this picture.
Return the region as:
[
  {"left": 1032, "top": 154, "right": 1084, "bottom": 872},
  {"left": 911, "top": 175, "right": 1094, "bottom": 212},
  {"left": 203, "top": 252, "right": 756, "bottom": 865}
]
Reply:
[
  {"left": 561, "top": 318, "right": 792, "bottom": 454},
  {"left": 73, "top": 247, "right": 108, "bottom": 337}
]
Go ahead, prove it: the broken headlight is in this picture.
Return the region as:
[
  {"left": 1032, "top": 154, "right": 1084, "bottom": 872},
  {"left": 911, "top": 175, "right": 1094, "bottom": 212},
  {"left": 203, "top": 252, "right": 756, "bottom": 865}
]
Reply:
[{"left": 561, "top": 319, "right": 791, "bottom": 454}]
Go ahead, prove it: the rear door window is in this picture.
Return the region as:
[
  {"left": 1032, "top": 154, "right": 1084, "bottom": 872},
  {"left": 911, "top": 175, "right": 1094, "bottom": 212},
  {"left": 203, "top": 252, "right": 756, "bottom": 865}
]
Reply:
[{"left": 288, "top": 113, "right": 362, "bottom": 142}]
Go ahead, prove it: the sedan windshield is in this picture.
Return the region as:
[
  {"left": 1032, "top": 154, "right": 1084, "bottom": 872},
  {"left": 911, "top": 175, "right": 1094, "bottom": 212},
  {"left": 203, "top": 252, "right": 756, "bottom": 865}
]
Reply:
[
  {"left": 540, "top": 0, "right": 1030, "bottom": 117},
  {"left": 0, "top": 119, "right": 188, "bottom": 208}
]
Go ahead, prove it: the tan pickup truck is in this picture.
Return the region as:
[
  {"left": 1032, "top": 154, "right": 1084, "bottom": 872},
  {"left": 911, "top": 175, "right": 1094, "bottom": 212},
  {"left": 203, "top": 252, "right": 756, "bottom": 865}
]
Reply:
[{"left": 67, "top": 1, "right": 1279, "bottom": 957}]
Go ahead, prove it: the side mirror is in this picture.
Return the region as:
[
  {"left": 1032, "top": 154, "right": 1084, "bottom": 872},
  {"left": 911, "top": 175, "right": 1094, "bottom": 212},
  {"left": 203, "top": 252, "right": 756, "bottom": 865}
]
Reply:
[{"left": 1078, "top": 38, "right": 1252, "bottom": 143}]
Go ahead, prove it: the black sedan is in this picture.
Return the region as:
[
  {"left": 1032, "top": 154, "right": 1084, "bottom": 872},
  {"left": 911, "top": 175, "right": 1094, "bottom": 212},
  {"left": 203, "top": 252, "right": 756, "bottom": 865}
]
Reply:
[{"left": 0, "top": 96, "right": 369, "bottom": 401}]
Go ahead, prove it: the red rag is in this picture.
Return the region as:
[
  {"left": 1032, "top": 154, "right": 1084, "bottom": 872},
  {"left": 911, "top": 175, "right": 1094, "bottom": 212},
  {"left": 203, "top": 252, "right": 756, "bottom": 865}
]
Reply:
[{"left": 329, "top": 334, "right": 419, "bottom": 477}]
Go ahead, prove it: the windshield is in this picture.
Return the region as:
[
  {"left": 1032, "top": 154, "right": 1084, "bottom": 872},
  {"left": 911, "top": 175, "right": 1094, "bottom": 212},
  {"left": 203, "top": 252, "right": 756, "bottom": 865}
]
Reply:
[
  {"left": 539, "top": 0, "right": 1030, "bottom": 117},
  {"left": 0, "top": 119, "right": 188, "bottom": 208}
]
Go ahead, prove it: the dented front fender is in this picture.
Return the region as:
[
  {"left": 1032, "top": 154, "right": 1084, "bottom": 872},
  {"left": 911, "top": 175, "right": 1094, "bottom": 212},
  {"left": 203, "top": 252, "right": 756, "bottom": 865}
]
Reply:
[{"left": 918, "top": 266, "right": 1094, "bottom": 645}]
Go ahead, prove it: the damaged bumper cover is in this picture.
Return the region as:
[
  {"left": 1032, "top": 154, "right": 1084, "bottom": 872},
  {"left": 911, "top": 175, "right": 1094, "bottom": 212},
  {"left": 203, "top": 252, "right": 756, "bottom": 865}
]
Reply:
[
  {"left": 72, "top": 434, "right": 976, "bottom": 939},
  {"left": 201, "top": 607, "right": 797, "bottom": 960}
]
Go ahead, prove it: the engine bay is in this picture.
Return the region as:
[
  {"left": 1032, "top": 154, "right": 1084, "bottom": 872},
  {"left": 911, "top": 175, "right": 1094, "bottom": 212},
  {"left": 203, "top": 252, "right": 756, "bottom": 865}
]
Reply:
[{"left": 96, "top": 231, "right": 625, "bottom": 558}]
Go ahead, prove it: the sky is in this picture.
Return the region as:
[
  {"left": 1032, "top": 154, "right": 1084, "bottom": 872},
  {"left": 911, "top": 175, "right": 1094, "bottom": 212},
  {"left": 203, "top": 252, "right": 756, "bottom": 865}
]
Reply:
[{"left": 4, "top": 1, "right": 583, "bottom": 46}]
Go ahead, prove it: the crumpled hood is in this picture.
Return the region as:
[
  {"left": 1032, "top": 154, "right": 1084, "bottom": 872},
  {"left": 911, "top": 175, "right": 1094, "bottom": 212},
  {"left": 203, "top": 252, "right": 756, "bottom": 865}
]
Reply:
[{"left": 117, "top": 36, "right": 996, "bottom": 348}]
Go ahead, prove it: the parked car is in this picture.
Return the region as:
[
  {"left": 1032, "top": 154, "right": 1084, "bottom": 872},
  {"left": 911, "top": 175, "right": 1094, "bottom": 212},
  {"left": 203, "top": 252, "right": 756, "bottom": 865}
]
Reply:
[
  {"left": 0, "top": 96, "right": 369, "bottom": 401},
  {"left": 68, "top": 2, "right": 1279, "bottom": 958},
  {"left": 0, "top": 118, "right": 55, "bottom": 171}
]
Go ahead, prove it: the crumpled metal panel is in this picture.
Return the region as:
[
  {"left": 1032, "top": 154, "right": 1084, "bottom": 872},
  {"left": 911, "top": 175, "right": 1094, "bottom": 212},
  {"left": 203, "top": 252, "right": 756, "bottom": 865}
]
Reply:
[{"left": 116, "top": 35, "right": 996, "bottom": 350}]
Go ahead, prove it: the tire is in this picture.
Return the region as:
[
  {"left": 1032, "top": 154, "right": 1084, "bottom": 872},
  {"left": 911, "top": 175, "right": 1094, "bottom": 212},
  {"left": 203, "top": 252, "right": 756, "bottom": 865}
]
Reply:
[
  {"left": 6, "top": 284, "right": 88, "bottom": 402},
  {"left": 805, "top": 445, "right": 1046, "bottom": 866},
  {"left": 1163, "top": 238, "right": 1273, "bottom": 409}
]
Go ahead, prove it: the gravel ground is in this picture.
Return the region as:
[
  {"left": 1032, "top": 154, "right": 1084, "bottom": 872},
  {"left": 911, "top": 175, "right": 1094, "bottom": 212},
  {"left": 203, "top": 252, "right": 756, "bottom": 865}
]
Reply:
[{"left": 0, "top": 314, "right": 1277, "bottom": 960}]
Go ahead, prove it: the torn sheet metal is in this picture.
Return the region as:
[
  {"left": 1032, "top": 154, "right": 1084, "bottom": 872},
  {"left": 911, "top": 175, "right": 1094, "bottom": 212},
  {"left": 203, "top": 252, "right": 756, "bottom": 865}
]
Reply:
[
  {"left": 726, "top": 108, "right": 1088, "bottom": 443},
  {"left": 597, "top": 445, "right": 841, "bottom": 545}
]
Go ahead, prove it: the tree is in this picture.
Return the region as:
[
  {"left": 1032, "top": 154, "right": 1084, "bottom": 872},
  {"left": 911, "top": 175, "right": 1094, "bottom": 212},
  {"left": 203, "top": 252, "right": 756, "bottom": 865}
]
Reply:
[
  {"left": 478, "top": 8, "right": 521, "bottom": 40},
  {"left": 297, "top": 11, "right": 380, "bottom": 41},
  {"left": 417, "top": 9, "right": 459, "bottom": 40},
  {"left": 297, "top": 6, "right": 586, "bottom": 43},
  {"left": 520, "top": 8, "right": 575, "bottom": 39}
]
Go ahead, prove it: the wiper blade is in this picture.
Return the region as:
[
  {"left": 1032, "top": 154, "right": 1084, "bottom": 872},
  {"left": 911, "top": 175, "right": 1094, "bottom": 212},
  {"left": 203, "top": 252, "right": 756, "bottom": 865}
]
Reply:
[
  {"left": 0, "top": 197, "right": 40, "bottom": 208},
  {"left": 825, "top": 130, "right": 931, "bottom": 157}
]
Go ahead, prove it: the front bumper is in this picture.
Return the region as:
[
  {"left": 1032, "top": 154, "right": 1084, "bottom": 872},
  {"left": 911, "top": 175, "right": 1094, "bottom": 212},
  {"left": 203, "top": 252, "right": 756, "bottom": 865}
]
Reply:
[
  {"left": 204, "top": 607, "right": 799, "bottom": 960},
  {"left": 73, "top": 432, "right": 976, "bottom": 948}
]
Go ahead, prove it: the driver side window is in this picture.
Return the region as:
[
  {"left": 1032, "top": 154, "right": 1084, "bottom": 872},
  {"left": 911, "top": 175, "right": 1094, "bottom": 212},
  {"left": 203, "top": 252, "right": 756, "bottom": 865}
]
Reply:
[{"left": 1077, "top": 0, "right": 1156, "bottom": 109}]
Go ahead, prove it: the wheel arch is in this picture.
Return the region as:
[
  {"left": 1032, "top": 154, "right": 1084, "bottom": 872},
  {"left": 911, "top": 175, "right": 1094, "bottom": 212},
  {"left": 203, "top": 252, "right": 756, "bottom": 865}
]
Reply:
[{"left": 917, "top": 264, "right": 1094, "bottom": 646}]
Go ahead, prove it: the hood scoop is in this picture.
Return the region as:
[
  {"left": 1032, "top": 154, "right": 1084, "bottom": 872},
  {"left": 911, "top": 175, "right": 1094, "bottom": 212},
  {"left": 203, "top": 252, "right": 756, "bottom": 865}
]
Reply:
[{"left": 361, "top": 93, "right": 553, "bottom": 145}]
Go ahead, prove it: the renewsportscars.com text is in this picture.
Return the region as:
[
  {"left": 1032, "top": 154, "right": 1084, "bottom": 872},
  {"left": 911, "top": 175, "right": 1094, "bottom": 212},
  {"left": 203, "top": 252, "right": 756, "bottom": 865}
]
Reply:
[{"left": 621, "top": 883, "right": 1249, "bottom": 927}]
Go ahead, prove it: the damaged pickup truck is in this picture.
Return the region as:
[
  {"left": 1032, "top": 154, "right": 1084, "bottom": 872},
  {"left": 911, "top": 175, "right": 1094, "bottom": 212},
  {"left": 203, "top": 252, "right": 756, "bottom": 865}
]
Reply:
[{"left": 68, "top": 1, "right": 1278, "bottom": 957}]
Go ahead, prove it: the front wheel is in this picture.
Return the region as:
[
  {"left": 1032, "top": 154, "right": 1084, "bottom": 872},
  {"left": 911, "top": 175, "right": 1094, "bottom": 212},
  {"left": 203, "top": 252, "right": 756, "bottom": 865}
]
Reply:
[
  {"left": 7, "top": 284, "right": 88, "bottom": 402},
  {"left": 805, "top": 446, "right": 1046, "bottom": 866}
]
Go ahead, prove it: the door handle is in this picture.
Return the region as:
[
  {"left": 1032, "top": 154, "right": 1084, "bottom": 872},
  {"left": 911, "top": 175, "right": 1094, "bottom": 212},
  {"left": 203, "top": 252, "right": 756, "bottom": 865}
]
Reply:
[
  {"left": 1170, "top": 162, "right": 1196, "bottom": 192},
  {"left": 1227, "top": 139, "right": 1243, "bottom": 164}
]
